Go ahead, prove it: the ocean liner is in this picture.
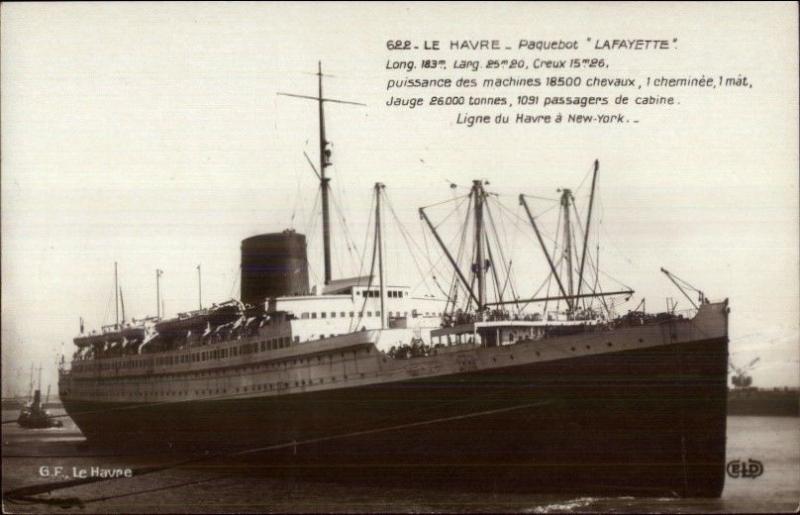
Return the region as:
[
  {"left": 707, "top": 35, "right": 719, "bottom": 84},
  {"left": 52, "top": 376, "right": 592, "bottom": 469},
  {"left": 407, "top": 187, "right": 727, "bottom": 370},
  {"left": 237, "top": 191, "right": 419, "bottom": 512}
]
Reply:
[{"left": 58, "top": 65, "right": 729, "bottom": 497}]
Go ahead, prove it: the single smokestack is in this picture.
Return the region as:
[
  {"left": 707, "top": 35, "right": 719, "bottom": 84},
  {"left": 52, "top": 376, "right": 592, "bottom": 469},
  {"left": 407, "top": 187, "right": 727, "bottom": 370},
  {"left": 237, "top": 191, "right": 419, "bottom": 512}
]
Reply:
[{"left": 240, "top": 230, "right": 309, "bottom": 307}]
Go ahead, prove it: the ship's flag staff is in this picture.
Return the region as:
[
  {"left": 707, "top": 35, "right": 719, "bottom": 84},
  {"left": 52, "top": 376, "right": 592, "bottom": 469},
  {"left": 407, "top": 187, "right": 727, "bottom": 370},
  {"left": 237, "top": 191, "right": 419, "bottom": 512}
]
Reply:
[
  {"left": 27, "top": 364, "right": 33, "bottom": 400},
  {"left": 120, "top": 288, "right": 126, "bottom": 325},
  {"left": 114, "top": 262, "right": 120, "bottom": 329},
  {"left": 278, "top": 62, "right": 365, "bottom": 285},
  {"left": 155, "top": 269, "right": 163, "bottom": 319},
  {"left": 576, "top": 160, "right": 599, "bottom": 303},
  {"left": 197, "top": 264, "right": 202, "bottom": 310},
  {"left": 375, "top": 183, "right": 386, "bottom": 329}
]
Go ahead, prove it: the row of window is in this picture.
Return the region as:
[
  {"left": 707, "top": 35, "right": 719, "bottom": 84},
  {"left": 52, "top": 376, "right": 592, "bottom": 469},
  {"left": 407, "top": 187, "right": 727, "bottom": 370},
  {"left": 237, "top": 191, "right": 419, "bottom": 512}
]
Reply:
[
  {"left": 300, "top": 310, "right": 388, "bottom": 320},
  {"left": 191, "top": 336, "right": 295, "bottom": 363},
  {"left": 73, "top": 335, "right": 299, "bottom": 373},
  {"left": 71, "top": 371, "right": 372, "bottom": 400},
  {"left": 298, "top": 310, "right": 444, "bottom": 320},
  {"left": 72, "top": 347, "right": 370, "bottom": 387},
  {"left": 357, "top": 289, "right": 407, "bottom": 298},
  {"left": 69, "top": 348, "right": 373, "bottom": 399}
]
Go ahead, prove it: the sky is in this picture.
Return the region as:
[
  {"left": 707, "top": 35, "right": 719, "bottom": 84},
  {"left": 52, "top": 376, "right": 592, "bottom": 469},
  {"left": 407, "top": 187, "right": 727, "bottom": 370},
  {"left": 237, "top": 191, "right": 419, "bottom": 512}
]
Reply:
[{"left": 2, "top": 2, "right": 798, "bottom": 393}]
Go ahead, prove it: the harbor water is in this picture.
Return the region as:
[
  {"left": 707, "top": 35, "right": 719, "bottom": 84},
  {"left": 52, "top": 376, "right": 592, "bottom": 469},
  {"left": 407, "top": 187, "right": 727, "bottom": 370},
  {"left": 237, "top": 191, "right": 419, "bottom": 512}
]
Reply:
[{"left": 2, "top": 410, "right": 798, "bottom": 513}]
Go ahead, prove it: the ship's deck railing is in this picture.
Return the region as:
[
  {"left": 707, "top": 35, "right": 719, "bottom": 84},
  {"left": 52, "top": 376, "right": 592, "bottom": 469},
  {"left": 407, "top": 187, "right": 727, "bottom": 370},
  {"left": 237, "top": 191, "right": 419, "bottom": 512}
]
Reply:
[
  {"left": 385, "top": 340, "right": 474, "bottom": 360},
  {"left": 674, "top": 307, "right": 699, "bottom": 319},
  {"left": 384, "top": 306, "right": 704, "bottom": 362}
]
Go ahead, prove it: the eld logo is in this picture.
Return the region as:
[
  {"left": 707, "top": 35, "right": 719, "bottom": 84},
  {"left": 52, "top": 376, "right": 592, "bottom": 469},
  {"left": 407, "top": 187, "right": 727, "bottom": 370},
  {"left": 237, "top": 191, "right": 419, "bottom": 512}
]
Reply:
[{"left": 726, "top": 458, "right": 764, "bottom": 479}]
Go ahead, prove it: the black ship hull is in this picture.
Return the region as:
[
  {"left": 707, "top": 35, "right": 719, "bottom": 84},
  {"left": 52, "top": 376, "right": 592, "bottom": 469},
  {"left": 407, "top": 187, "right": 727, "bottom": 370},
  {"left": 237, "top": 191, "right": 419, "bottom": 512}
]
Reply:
[{"left": 63, "top": 336, "right": 728, "bottom": 497}]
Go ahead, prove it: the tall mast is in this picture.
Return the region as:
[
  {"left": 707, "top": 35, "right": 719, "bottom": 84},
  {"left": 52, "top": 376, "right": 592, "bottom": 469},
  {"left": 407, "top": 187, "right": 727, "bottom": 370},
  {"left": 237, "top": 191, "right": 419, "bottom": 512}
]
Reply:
[
  {"left": 318, "top": 62, "right": 333, "bottom": 285},
  {"left": 577, "top": 160, "right": 599, "bottom": 300},
  {"left": 561, "top": 189, "right": 574, "bottom": 311},
  {"left": 473, "top": 180, "right": 487, "bottom": 312},
  {"left": 277, "top": 63, "right": 365, "bottom": 287},
  {"left": 375, "top": 183, "right": 386, "bottom": 329},
  {"left": 114, "top": 262, "right": 119, "bottom": 329}
]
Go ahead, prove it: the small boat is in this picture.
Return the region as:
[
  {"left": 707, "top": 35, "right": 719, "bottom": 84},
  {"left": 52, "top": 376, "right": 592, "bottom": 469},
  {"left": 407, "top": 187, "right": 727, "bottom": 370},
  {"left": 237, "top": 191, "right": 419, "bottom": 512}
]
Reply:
[{"left": 17, "top": 388, "right": 63, "bottom": 429}]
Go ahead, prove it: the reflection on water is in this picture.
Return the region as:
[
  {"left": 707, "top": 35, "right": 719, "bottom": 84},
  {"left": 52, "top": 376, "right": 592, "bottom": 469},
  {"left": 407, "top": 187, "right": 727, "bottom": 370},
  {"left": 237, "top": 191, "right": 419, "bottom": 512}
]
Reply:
[{"left": 2, "top": 410, "right": 798, "bottom": 513}]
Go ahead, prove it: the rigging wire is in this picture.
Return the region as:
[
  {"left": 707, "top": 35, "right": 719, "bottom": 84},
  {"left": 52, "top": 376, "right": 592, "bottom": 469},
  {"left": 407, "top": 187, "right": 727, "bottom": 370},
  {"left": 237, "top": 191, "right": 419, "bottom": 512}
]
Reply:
[
  {"left": 349, "top": 193, "right": 377, "bottom": 332},
  {"left": 503, "top": 202, "right": 524, "bottom": 299},
  {"left": 303, "top": 188, "right": 322, "bottom": 287},
  {"left": 451, "top": 193, "right": 474, "bottom": 314},
  {"left": 102, "top": 281, "right": 115, "bottom": 327},
  {"left": 383, "top": 195, "right": 436, "bottom": 297},
  {"left": 548, "top": 202, "right": 563, "bottom": 315},
  {"left": 484, "top": 232, "right": 504, "bottom": 307},
  {"left": 484, "top": 198, "right": 518, "bottom": 313},
  {"left": 288, "top": 159, "right": 304, "bottom": 229},
  {"left": 568, "top": 202, "right": 584, "bottom": 310},
  {"left": 411, "top": 194, "right": 475, "bottom": 310},
  {"left": 519, "top": 193, "right": 559, "bottom": 203},
  {"left": 494, "top": 198, "right": 561, "bottom": 246},
  {"left": 331, "top": 191, "right": 362, "bottom": 266},
  {"left": 492, "top": 198, "right": 557, "bottom": 309},
  {"left": 519, "top": 263, "right": 560, "bottom": 313},
  {"left": 353, "top": 192, "right": 376, "bottom": 286},
  {"left": 572, "top": 160, "right": 597, "bottom": 196},
  {"left": 432, "top": 195, "right": 472, "bottom": 230},
  {"left": 569, "top": 200, "right": 588, "bottom": 310},
  {"left": 418, "top": 193, "right": 471, "bottom": 212}
]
